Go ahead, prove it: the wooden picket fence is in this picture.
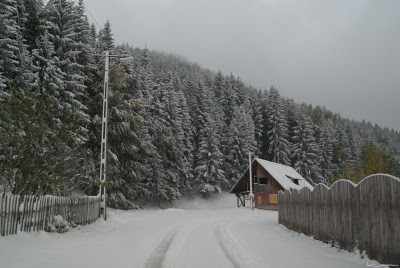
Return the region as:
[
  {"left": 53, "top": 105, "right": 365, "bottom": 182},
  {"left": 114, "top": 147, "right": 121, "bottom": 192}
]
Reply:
[
  {"left": 278, "top": 174, "right": 400, "bottom": 265},
  {"left": 0, "top": 194, "right": 101, "bottom": 236}
]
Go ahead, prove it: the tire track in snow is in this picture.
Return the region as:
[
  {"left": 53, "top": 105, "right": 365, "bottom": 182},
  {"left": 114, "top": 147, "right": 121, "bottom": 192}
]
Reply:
[
  {"left": 144, "top": 226, "right": 181, "bottom": 268},
  {"left": 214, "top": 222, "right": 260, "bottom": 268},
  {"left": 214, "top": 224, "right": 241, "bottom": 268}
]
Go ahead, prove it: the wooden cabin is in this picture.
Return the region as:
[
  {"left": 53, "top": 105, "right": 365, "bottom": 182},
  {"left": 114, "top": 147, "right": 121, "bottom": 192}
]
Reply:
[{"left": 230, "top": 158, "right": 313, "bottom": 210}]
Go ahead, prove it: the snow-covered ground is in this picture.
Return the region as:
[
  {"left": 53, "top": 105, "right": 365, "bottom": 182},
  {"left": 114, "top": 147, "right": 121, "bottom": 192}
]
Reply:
[{"left": 0, "top": 194, "right": 380, "bottom": 268}]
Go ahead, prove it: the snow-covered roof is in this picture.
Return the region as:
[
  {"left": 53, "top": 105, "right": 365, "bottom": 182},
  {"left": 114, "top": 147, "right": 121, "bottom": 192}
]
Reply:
[
  {"left": 254, "top": 158, "right": 314, "bottom": 191},
  {"left": 230, "top": 158, "right": 314, "bottom": 193}
]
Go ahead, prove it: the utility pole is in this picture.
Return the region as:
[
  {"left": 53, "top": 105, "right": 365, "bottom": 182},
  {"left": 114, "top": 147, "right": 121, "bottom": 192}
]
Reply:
[
  {"left": 99, "top": 51, "right": 110, "bottom": 220},
  {"left": 99, "top": 51, "right": 134, "bottom": 220},
  {"left": 249, "top": 151, "right": 254, "bottom": 211}
]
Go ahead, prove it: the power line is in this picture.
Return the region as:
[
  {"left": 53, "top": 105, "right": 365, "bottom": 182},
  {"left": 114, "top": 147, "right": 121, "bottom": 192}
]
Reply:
[
  {"left": 42, "top": 0, "right": 101, "bottom": 30},
  {"left": 82, "top": 2, "right": 102, "bottom": 29}
]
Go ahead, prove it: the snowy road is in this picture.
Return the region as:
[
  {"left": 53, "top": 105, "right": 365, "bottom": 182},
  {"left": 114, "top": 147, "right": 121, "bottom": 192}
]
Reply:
[{"left": 0, "top": 194, "right": 379, "bottom": 268}]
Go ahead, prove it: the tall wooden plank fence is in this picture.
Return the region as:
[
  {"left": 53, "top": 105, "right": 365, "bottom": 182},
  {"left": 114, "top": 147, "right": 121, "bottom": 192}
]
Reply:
[
  {"left": 0, "top": 194, "right": 101, "bottom": 236},
  {"left": 278, "top": 174, "right": 400, "bottom": 265}
]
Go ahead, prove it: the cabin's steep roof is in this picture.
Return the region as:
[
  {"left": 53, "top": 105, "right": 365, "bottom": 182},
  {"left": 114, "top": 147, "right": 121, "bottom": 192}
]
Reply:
[
  {"left": 230, "top": 158, "right": 314, "bottom": 193},
  {"left": 255, "top": 158, "right": 314, "bottom": 191}
]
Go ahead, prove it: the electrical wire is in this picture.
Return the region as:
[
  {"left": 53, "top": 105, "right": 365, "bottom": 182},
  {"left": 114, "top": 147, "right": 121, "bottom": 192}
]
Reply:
[
  {"left": 42, "top": 0, "right": 101, "bottom": 30},
  {"left": 82, "top": 2, "right": 102, "bottom": 29}
]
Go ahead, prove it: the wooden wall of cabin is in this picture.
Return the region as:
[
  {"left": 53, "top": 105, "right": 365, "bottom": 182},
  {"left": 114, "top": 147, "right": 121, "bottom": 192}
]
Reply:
[
  {"left": 254, "top": 191, "right": 279, "bottom": 210},
  {"left": 255, "top": 163, "right": 284, "bottom": 192}
]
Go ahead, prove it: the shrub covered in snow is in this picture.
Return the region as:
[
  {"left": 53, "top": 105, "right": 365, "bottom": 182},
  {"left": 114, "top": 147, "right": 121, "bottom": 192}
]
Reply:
[{"left": 46, "top": 215, "right": 70, "bottom": 233}]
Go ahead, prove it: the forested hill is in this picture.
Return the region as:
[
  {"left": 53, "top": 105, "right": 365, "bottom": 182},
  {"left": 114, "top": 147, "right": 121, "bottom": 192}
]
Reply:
[{"left": 1, "top": 0, "right": 399, "bottom": 209}]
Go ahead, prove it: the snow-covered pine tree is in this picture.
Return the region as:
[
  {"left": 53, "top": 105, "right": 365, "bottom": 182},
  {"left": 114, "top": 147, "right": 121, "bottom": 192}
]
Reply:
[
  {"left": 316, "top": 123, "right": 337, "bottom": 184},
  {"left": 225, "top": 104, "right": 257, "bottom": 187},
  {"left": 90, "top": 23, "right": 97, "bottom": 50},
  {"left": 22, "top": 0, "right": 44, "bottom": 52},
  {"left": 213, "top": 71, "right": 224, "bottom": 101},
  {"left": 192, "top": 80, "right": 207, "bottom": 167},
  {"left": 333, "top": 121, "right": 352, "bottom": 168},
  {"left": 259, "top": 90, "right": 270, "bottom": 159},
  {"left": 0, "top": 85, "right": 89, "bottom": 196},
  {"left": 74, "top": 0, "right": 96, "bottom": 79},
  {"left": 45, "top": 0, "right": 89, "bottom": 134},
  {"left": 249, "top": 89, "right": 264, "bottom": 155},
  {"left": 144, "top": 83, "right": 181, "bottom": 204},
  {"left": 167, "top": 80, "right": 194, "bottom": 193},
  {"left": 130, "top": 49, "right": 183, "bottom": 204},
  {"left": 0, "top": 0, "right": 34, "bottom": 91},
  {"left": 32, "top": 28, "right": 64, "bottom": 98},
  {"left": 290, "top": 109, "right": 319, "bottom": 183},
  {"left": 265, "top": 87, "right": 290, "bottom": 165},
  {"left": 345, "top": 123, "right": 363, "bottom": 167},
  {"left": 105, "top": 64, "right": 144, "bottom": 209},
  {"left": 100, "top": 20, "right": 114, "bottom": 53},
  {"left": 220, "top": 76, "right": 236, "bottom": 126},
  {"left": 156, "top": 81, "right": 183, "bottom": 197},
  {"left": 211, "top": 72, "right": 229, "bottom": 180},
  {"left": 85, "top": 20, "right": 116, "bottom": 186},
  {"left": 242, "top": 98, "right": 258, "bottom": 154},
  {"left": 232, "top": 76, "right": 247, "bottom": 106},
  {"left": 286, "top": 99, "right": 298, "bottom": 149},
  {"left": 72, "top": 6, "right": 102, "bottom": 187},
  {"left": 193, "top": 78, "right": 226, "bottom": 196},
  {"left": 194, "top": 117, "right": 226, "bottom": 197}
]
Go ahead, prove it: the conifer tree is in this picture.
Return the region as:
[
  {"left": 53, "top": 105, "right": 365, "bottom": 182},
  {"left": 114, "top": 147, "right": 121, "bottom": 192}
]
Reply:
[
  {"left": 74, "top": 0, "right": 96, "bottom": 77},
  {"left": 213, "top": 71, "right": 224, "bottom": 100},
  {"left": 316, "top": 123, "right": 336, "bottom": 184},
  {"left": 226, "top": 105, "right": 257, "bottom": 187},
  {"left": 167, "top": 82, "right": 194, "bottom": 193},
  {"left": 333, "top": 122, "right": 352, "bottom": 168},
  {"left": 32, "top": 28, "right": 64, "bottom": 94},
  {"left": 45, "top": 0, "right": 88, "bottom": 123},
  {"left": 0, "top": 87, "right": 87, "bottom": 195},
  {"left": 194, "top": 117, "right": 226, "bottom": 197},
  {"left": 220, "top": 77, "right": 235, "bottom": 126},
  {"left": 0, "top": 0, "right": 34, "bottom": 90},
  {"left": 290, "top": 111, "right": 319, "bottom": 182},
  {"left": 106, "top": 65, "right": 144, "bottom": 209},
  {"left": 265, "top": 87, "right": 290, "bottom": 164},
  {"left": 191, "top": 78, "right": 226, "bottom": 196},
  {"left": 22, "top": 0, "right": 43, "bottom": 52},
  {"left": 100, "top": 20, "right": 114, "bottom": 52},
  {"left": 250, "top": 90, "right": 264, "bottom": 154}
]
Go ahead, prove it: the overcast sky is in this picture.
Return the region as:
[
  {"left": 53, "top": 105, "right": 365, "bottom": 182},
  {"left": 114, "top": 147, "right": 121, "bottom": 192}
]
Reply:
[{"left": 83, "top": 0, "right": 400, "bottom": 131}]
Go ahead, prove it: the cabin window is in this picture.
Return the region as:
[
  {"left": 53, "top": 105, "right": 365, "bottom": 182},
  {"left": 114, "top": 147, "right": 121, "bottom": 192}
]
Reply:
[{"left": 259, "top": 177, "right": 268, "bottom": 185}]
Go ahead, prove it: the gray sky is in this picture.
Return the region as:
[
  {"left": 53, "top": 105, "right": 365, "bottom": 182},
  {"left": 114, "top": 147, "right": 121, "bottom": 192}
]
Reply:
[{"left": 83, "top": 0, "right": 400, "bottom": 131}]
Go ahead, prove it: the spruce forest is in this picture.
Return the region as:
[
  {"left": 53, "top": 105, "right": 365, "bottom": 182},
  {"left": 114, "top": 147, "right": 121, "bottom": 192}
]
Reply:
[{"left": 1, "top": 0, "right": 399, "bottom": 209}]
